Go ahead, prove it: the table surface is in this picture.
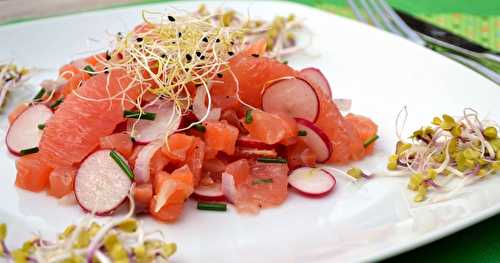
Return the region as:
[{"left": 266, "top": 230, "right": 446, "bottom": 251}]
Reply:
[{"left": 0, "top": 0, "right": 499, "bottom": 262}]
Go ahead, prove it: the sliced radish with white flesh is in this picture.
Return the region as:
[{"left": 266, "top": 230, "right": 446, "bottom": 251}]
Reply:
[
  {"left": 289, "top": 167, "right": 336, "bottom": 196},
  {"left": 6, "top": 104, "right": 53, "bottom": 155},
  {"left": 333, "top": 98, "right": 352, "bottom": 112},
  {"left": 193, "top": 84, "right": 221, "bottom": 121},
  {"left": 295, "top": 118, "right": 333, "bottom": 163},
  {"left": 192, "top": 183, "right": 226, "bottom": 202},
  {"left": 221, "top": 172, "right": 237, "bottom": 204},
  {"left": 127, "top": 100, "right": 180, "bottom": 144},
  {"left": 133, "top": 140, "right": 163, "bottom": 184},
  {"left": 261, "top": 77, "right": 319, "bottom": 122},
  {"left": 74, "top": 150, "right": 132, "bottom": 215},
  {"left": 300, "top": 67, "right": 332, "bottom": 98}
]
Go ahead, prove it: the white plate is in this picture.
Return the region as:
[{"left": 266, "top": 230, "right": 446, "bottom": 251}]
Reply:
[{"left": 0, "top": 1, "right": 499, "bottom": 262}]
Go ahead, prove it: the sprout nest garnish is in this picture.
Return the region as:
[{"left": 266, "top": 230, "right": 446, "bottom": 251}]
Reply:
[
  {"left": 72, "top": 6, "right": 304, "bottom": 140},
  {"left": 389, "top": 107, "right": 500, "bottom": 203},
  {"left": 0, "top": 196, "right": 176, "bottom": 263}
]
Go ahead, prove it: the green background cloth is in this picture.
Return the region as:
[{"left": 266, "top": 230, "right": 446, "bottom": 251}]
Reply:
[{"left": 293, "top": 0, "right": 499, "bottom": 52}]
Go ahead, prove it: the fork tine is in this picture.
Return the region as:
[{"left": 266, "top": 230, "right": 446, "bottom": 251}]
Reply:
[
  {"left": 377, "top": 0, "right": 425, "bottom": 45},
  {"left": 370, "top": 0, "right": 405, "bottom": 36},
  {"left": 346, "top": 0, "right": 367, "bottom": 23},
  {"left": 359, "top": 0, "right": 384, "bottom": 29}
]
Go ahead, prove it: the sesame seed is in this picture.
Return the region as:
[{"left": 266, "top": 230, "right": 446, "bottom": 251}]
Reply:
[{"left": 168, "top": 16, "right": 175, "bottom": 22}]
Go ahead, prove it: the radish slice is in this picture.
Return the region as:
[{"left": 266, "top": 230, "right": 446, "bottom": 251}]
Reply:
[
  {"left": 192, "top": 183, "right": 226, "bottom": 202},
  {"left": 333, "top": 98, "right": 352, "bottom": 112},
  {"left": 288, "top": 167, "right": 336, "bottom": 196},
  {"left": 133, "top": 140, "right": 163, "bottom": 184},
  {"left": 221, "top": 172, "right": 237, "bottom": 204},
  {"left": 127, "top": 100, "right": 180, "bottom": 144},
  {"left": 295, "top": 118, "right": 333, "bottom": 163},
  {"left": 300, "top": 67, "right": 332, "bottom": 98},
  {"left": 193, "top": 85, "right": 221, "bottom": 121},
  {"left": 261, "top": 77, "right": 320, "bottom": 122},
  {"left": 6, "top": 104, "right": 53, "bottom": 155},
  {"left": 74, "top": 150, "right": 132, "bottom": 215}
]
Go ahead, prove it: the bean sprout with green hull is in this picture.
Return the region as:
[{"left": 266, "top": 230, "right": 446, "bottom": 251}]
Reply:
[
  {"left": 0, "top": 196, "right": 176, "bottom": 263},
  {"left": 387, "top": 108, "right": 500, "bottom": 203}
]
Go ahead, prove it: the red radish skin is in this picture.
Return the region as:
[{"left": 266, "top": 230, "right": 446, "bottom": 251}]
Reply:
[
  {"left": 288, "top": 167, "right": 336, "bottom": 197},
  {"left": 127, "top": 100, "right": 180, "bottom": 144},
  {"left": 295, "top": 118, "right": 333, "bottom": 163},
  {"left": 261, "top": 77, "right": 320, "bottom": 122},
  {"left": 191, "top": 183, "right": 227, "bottom": 202},
  {"left": 300, "top": 67, "right": 332, "bottom": 99},
  {"left": 6, "top": 104, "right": 53, "bottom": 155},
  {"left": 74, "top": 150, "right": 132, "bottom": 215}
]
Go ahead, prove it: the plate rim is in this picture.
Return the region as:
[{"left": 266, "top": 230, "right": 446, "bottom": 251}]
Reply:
[{"left": 1, "top": 1, "right": 499, "bottom": 262}]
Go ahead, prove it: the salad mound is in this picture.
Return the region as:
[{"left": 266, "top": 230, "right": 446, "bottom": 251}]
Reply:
[{"left": 5, "top": 7, "right": 378, "bottom": 222}]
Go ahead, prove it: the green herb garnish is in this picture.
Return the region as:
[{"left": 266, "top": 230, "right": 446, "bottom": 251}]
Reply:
[
  {"left": 123, "top": 110, "right": 156, "bottom": 121},
  {"left": 363, "top": 134, "right": 379, "bottom": 148},
  {"left": 197, "top": 202, "right": 227, "bottom": 212},
  {"left": 37, "top": 124, "right": 46, "bottom": 130},
  {"left": 109, "top": 150, "right": 135, "bottom": 180},
  {"left": 252, "top": 178, "right": 273, "bottom": 185},
  {"left": 32, "top": 88, "right": 46, "bottom": 101},
  {"left": 20, "top": 147, "right": 39, "bottom": 156},
  {"left": 50, "top": 97, "right": 64, "bottom": 110},
  {"left": 244, "top": 110, "right": 253, "bottom": 124},
  {"left": 256, "top": 157, "right": 287, "bottom": 164},
  {"left": 83, "top": 65, "right": 95, "bottom": 76},
  {"left": 193, "top": 123, "right": 206, "bottom": 132},
  {"left": 297, "top": 130, "right": 307, "bottom": 136}
]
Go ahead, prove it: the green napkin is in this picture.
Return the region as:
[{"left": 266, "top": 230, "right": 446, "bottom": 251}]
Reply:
[{"left": 293, "top": 0, "right": 499, "bottom": 52}]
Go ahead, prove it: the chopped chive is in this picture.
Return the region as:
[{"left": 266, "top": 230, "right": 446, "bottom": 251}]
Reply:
[
  {"left": 20, "top": 147, "right": 39, "bottom": 156},
  {"left": 244, "top": 110, "right": 253, "bottom": 124},
  {"left": 197, "top": 202, "right": 227, "bottom": 212},
  {"left": 130, "top": 137, "right": 136, "bottom": 143},
  {"left": 256, "top": 157, "right": 287, "bottom": 164},
  {"left": 33, "top": 88, "right": 46, "bottom": 101},
  {"left": 110, "top": 150, "right": 135, "bottom": 181},
  {"left": 83, "top": 65, "right": 95, "bottom": 76},
  {"left": 252, "top": 178, "right": 273, "bottom": 185},
  {"left": 251, "top": 54, "right": 259, "bottom": 58},
  {"left": 283, "top": 60, "right": 289, "bottom": 65},
  {"left": 297, "top": 130, "right": 307, "bottom": 136},
  {"left": 37, "top": 124, "right": 46, "bottom": 130},
  {"left": 50, "top": 97, "right": 64, "bottom": 110},
  {"left": 193, "top": 123, "right": 206, "bottom": 132},
  {"left": 363, "top": 134, "right": 379, "bottom": 148},
  {"left": 123, "top": 110, "right": 156, "bottom": 121}
]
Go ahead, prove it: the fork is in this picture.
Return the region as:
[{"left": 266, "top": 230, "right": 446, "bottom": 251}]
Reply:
[{"left": 347, "top": 0, "right": 500, "bottom": 84}]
